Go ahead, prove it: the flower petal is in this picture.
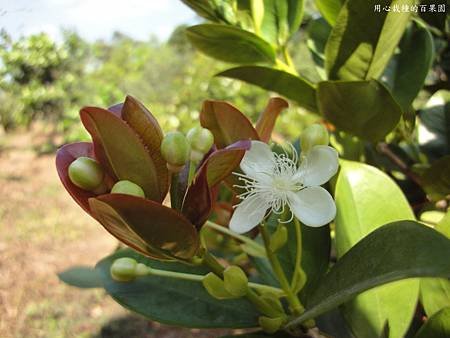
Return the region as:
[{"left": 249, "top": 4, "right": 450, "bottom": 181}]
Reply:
[
  {"left": 288, "top": 186, "right": 336, "bottom": 227},
  {"left": 240, "top": 141, "right": 275, "bottom": 180},
  {"left": 299, "top": 145, "right": 339, "bottom": 186},
  {"left": 229, "top": 195, "right": 269, "bottom": 234}
]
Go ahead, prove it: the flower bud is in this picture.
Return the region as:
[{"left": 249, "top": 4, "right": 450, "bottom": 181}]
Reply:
[
  {"left": 269, "top": 225, "right": 288, "bottom": 252},
  {"left": 186, "top": 126, "right": 214, "bottom": 162},
  {"left": 223, "top": 265, "right": 248, "bottom": 297},
  {"left": 161, "top": 132, "right": 190, "bottom": 172},
  {"left": 68, "top": 156, "right": 104, "bottom": 191},
  {"left": 111, "top": 180, "right": 145, "bottom": 198},
  {"left": 110, "top": 257, "right": 138, "bottom": 282},
  {"left": 202, "top": 272, "right": 234, "bottom": 300},
  {"left": 300, "top": 124, "right": 329, "bottom": 153},
  {"left": 135, "top": 263, "right": 150, "bottom": 276},
  {"left": 258, "top": 316, "right": 284, "bottom": 334}
]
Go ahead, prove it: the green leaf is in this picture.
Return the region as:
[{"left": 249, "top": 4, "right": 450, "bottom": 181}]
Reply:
[
  {"left": 200, "top": 100, "right": 259, "bottom": 149},
  {"left": 285, "top": 221, "right": 450, "bottom": 327},
  {"left": 325, "top": 0, "right": 414, "bottom": 81},
  {"left": 334, "top": 160, "right": 417, "bottom": 338},
  {"left": 186, "top": 24, "right": 276, "bottom": 64},
  {"left": 421, "top": 155, "right": 450, "bottom": 201},
  {"left": 382, "top": 21, "right": 434, "bottom": 112},
  {"left": 218, "top": 66, "right": 318, "bottom": 112},
  {"left": 418, "top": 90, "right": 450, "bottom": 160},
  {"left": 314, "top": 0, "right": 343, "bottom": 26},
  {"left": 420, "top": 212, "right": 450, "bottom": 317},
  {"left": 80, "top": 107, "right": 162, "bottom": 202},
  {"left": 415, "top": 307, "right": 450, "bottom": 338},
  {"left": 58, "top": 266, "right": 102, "bottom": 289},
  {"left": 307, "top": 17, "right": 331, "bottom": 60},
  {"left": 96, "top": 249, "right": 259, "bottom": 328},
  {"left": 317, "top": 80, "right": 402, "bottom": 141},
  {"left": 180, "top": 0, "right": 221, "bottom": 22},
  {"left": 89, "top": 194, "right": 199, "bottom": 260},
  {"left": 255, "top": 97, "right": 288, "bottom": 142},
  {"left": 259, "top": 0, "right": 305, "bottom": 45}
]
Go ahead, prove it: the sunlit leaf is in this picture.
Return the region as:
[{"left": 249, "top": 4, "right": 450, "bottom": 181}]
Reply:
[
  {"left": 186, "top": 24, "right": 276, "bottom": 64},
  {"left": 333, "top": 160, "right": 417, "bottom": 338},
  {"left": 415, "top": 307, "right": 450, "bottom": 338},
  {"left": 317, "top": 80, "right": 402, "bottom": 141},
  {"left": 218, "top": 66, "right": 318, "bottom": 112},
  {"left": 285, "top": 221, "right": 450, "bottom": 327},
  {"left": 325, "top": 0, "right": 414, "bottom": 81},
  {"left": 314, "top": 0, "right": 343, "bottom": 26}
]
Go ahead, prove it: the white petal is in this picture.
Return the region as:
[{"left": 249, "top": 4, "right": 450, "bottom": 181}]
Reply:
[
  {"left": 240, "top": 141, "right": 276, "bottom": 180},
  {"left": 299, "top": 145, "right": 339, "bottom": 186},
  {"left": 287, "top": 186, "right": 336, "bottom": 227},
  {"left": 229, "top": 195, "right": 269, "bottom": 234}
]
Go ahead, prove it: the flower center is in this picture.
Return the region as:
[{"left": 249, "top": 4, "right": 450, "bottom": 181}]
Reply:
[{"left": 272, "top": 176, "right": 296, "bottom": 192}]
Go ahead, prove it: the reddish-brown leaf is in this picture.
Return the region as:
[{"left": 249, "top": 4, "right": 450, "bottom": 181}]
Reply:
[
  {"left": 121, "top": 95, "right": 169, "bottom": 199},
  {"left": 200, "top": 100, "right": 259, "bottom": 148},
  {"left": 255, "top": 97, "right": 288, "bottom": 142},
  {"left": 80, "top": 106, "right": 163, "bottom": 201},
  {"left": 90, "top": 194, "right": 200, "bottom": 260},
  {"left": 55, "top": 142, "right": 97, "bottom": 215}
]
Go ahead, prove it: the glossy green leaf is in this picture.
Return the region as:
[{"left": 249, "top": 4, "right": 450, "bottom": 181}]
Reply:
[
  {"left": 314, "top": 0, "right": 343, "bottom": 26},
  {"left": 334, "top": 160, "right": 417, "bottom": 338},
  {"left": 58, "top": 266, "right": 102, "bottom": 289},
  {"left": 186, "top": 24, "right": 276, "bottom": 64},
  {"left": 218, "top": 66, "right": 318, "bottom": 112},
  {"left": 285, "top": 221, "right": 450, "bottom": 328},
  {"left": 418, "top": 90, "right": 450, "bottom": 160},
  {"left": 317, "top": 80, "right": 402, "bottom": 141},
  {"left": 415, "top": 307, "right": 450, "bottom": 338},
  {"left": 90, "top": 194, "right": 199, "bottom": 260},
  {"left": 200, "top": 100, "right": 259, "bottom": 149},
  {"left": 420, "top": 212, "right": 450, "bottom": 317},
  {"left": 382, "top": 21, "right": 434, "bottom": 111},
  {"left": 259, "top": 0, "right": 304, "bottom": 45},
  {"left": 325, "top": 0, "right": 414, "bottom": 81},
  {"left": 96, "top": 249, "right": 259, "bottom": 328},
  {"left": 180, "top": 0, "right": 221, "bottom": 22},
  {"left": 80, "top": 107, "right": 161, "bottom": 201},
  {"left": 121, "top": 96, "right": 169, "bottom": 201},
  {"left": 421, "top": 155, "right": 450, "bottom": 201},
  {"left": 255, "top": 97, "right": 288, "bottom": 142}
]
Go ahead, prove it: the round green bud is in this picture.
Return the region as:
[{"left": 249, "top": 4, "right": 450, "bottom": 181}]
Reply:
[
  {"left": 110, "top": 257, "right": 137, "bottom": 282},
  {"left": 68, "top": 156, "right": 104, "bottom": 191},
  {"left": 186, "top": 126, "right": 214, "bottom": 154},
  {"left": 160, "top": 132, "right": 190, "bottom": 171},
  {"left": 223, "top": 265, "right": 248, "bottom": 297},
  {"left": 300, "top": 124, "right": 329, "bottom": 153},
  {"left": 259, "top": 316, "right": 284, "bottom": 334},
  {"left": 111, "top": 180, "right": 145, "bottom": 198}
]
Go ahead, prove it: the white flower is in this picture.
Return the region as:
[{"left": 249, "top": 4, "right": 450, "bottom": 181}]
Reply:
[{"left": 229, "top": 141, "right": 338, "bottom": 234}]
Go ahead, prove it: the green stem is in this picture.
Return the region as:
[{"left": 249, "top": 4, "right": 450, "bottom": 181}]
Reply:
[
  {"left": 282, "top": 45, "right": 296, "bottom": 72},
  {"left": 204, "top": 221, "right": 266, "bottom": 257},
  {"left": 260, "top": 224, "right": 304, "bottom": 316},
  {"left": 144, "top": 266, "right": 282, "bottom": 295},
  {"left": 290, "top": 217, "right": 302, "bottom": 291},
  {"left": 201, "top": 250, "right": 282, "bottom": 318}
]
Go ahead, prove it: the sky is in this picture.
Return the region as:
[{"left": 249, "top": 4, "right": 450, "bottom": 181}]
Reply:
[{"left": 0, "top": 0, "right": 197, "bottom": 42}]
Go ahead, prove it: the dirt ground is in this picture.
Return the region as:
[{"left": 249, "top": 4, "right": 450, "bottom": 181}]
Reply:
[{"left": 0, "top": 126, "right": 233, "bottom": 338}]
